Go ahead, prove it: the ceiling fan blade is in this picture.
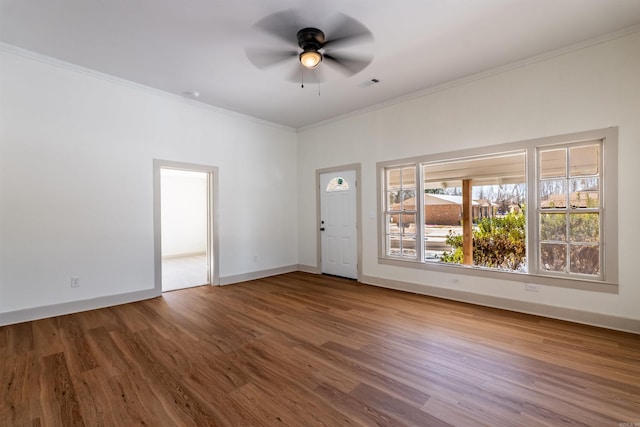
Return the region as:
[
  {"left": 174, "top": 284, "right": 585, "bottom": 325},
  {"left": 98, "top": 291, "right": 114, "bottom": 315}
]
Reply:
[
  {"left": 322, "top": 13, "right": 373, "bottom": 49},
  {"left": 253, "top": 9, "right": 303, "bottom": 48},
  {"left": 323, "top": 52, "right": 373, "bottom": 76},
  {"left": 245, "top": 47, "right": 298, "bottom": 69}
]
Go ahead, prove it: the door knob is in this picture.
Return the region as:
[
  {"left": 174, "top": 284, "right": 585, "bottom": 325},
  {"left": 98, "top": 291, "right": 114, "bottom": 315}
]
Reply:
[{"left": 320, "top": 227, "right": 325, "bottom": 231}]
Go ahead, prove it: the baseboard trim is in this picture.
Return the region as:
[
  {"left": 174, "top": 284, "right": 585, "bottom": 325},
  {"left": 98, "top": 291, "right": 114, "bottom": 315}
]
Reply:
[
  {"left": 297, "top": 264, "right": 321, "bottom": 274},
  {"left": 360, "top": 274, "right": 640, "bottom": 334},
  {"left": 219, "top": 265, "right": 298, "bottom": 286},
  {"left": 0, "top": 289, "right": 160, "bottom": 327},
  {"left": 0, "top": 265, "right": 298, "bottom": 326},
  {"left": 162, "top": 251, "right": 206, "bottom": 260},
  {"left": 3, "top": 269, "right": 637, "bottom": 334}
]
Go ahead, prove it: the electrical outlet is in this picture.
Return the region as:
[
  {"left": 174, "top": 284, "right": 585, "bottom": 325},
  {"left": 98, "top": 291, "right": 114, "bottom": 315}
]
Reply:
[
  {"left": 525, "top": 283, "right": 540, "bottom": 292},
  {"left": 451, "top": 277, "right": 460, "bottom": 284},
  {"left": 253, "top": 255, "right": 258, "bottom": 263},
  {"left": 70, "top": 276, "right": 80, "bottom": 288}
]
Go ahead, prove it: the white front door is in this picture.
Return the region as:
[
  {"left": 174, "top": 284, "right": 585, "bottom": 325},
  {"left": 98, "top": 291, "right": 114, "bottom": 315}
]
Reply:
[{"left": 320, "top": 170, "right": 357, "bottom": 279}]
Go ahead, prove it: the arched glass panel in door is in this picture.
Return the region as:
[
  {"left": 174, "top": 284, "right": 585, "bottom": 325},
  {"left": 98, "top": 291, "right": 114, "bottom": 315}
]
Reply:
[{"left": 326, "top": 177, "right": 350, "bottom": 192}]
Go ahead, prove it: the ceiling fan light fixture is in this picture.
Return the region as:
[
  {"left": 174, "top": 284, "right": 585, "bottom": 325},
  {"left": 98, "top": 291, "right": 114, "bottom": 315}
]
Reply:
[{"left": 300, "top": 50, "right": 322, "bottom": 69}]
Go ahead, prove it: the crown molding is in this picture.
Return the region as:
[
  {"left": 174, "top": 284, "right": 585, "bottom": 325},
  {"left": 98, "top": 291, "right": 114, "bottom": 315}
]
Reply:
[
  {"left": 298, "top": 24, "right": 640, "bottom": 133},
  {"left": 0, "top": 42, "right": 296, "bottom": 134}
]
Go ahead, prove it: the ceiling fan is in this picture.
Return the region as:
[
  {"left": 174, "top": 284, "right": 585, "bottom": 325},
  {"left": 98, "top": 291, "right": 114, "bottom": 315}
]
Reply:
[{"left": 245, "top": 10, "right": 374, "bottom": 82}]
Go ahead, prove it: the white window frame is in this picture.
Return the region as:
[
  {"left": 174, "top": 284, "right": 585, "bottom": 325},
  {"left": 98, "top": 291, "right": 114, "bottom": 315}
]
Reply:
[
  {"left": 535, "top": 140, "right": 604, "bottom": 280},
  {"left": 377, "top": 127, "right": 618, "bottom": 293},
  {"left": 383, "top": 164, "right": 419, "bottom": 260}
]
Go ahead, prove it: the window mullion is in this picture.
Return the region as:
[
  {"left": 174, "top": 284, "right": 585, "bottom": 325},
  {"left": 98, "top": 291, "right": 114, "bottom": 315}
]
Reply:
[
  {"left": 565, "top": 210, "right": 571, "bottom": 274},
  {"left": 528, "top": 147, "right": 537, "bottom": 274},
  {"left": 416, "top": 164, "right": 425, "bottom": 262},
  {"left": 564, "top": 154, "right": 570, "bottom": 274}
]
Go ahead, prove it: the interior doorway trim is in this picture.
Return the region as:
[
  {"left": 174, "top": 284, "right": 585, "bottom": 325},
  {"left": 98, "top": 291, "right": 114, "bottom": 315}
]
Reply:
[
  {"left": 315, "top": 163, "right": 362, "bottom": 280},
  {"left": 153, "top": 159, "right": 219, "bottom": 293}
]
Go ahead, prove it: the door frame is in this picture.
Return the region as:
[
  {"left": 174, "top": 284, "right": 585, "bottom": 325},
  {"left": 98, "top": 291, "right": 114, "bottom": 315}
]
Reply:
[
  {"left": 316, "top": 164, "right": 362, "bottom": 280},
  {"left": 153, "top": 159, "right": 219, "bottom": 293}
]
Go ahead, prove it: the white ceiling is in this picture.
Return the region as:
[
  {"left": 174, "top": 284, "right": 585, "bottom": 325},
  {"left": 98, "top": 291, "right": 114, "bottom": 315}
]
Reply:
[{"left": 2, "top": 0, "right": 640, "bottom": 129}]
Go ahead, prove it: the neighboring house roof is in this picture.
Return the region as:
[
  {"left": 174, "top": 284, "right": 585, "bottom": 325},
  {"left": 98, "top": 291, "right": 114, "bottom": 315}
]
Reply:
[
  {"left": 540, "top": 191, "right": 599, "bottom": 208},
  {"left": 392, "top": 195, "right": 482, "bottom": 209},
  {"left": 424, "top": 194, "right": 469, "bottom": 205},
  {"left": 424, "top": 194, "right": 488, "bottom": 207},
  {"left": 475, "top": 198, "right": 499, "bottom": 207}
]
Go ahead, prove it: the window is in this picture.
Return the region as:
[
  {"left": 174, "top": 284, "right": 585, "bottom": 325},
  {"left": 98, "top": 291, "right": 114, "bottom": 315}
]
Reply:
[
  {"left": 384, "top": 166, "right": 417, "bottom": 258},
  {"left": 422, "top": 152, "right": 526, "bottom": 271},
  {"left": 378, "top": 128, "right": 618, "bottom": 290},
  {"left": 538, "top": 142, "right": 602, "bottom": 278}
]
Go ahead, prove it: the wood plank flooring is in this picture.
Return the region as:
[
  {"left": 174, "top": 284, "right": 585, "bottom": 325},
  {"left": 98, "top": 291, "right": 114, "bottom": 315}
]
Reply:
[{"left": 1, "top": 272, "right": 639, "bottom": 426}]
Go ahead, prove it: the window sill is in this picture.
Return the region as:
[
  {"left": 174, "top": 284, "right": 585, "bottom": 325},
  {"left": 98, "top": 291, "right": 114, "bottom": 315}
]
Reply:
[{"left": 377, "top": 256, "right": 618, "bottom": 294}]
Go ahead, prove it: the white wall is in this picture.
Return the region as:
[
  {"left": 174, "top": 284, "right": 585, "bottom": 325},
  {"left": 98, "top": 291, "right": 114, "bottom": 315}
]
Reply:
[
  {"left": 297, "top": 31, "right": 640, "bottom": 325},
  {"left": 0, "top": 47, "right": 298, "bottom": 318},
  {"left": 2, "top": 31, "right": 639, "bottom": 329},
  {"left": 161, "top": 170, "right": 207, "bottom": 257}
]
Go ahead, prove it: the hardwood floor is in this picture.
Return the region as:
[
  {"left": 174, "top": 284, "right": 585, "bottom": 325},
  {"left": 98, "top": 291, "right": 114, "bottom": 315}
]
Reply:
[{"left": 1, "top": 272, "right": 639, "bottom": 426}]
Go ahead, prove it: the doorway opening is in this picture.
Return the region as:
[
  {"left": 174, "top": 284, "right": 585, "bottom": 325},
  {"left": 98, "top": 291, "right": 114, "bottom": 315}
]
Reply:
[{"left": 153, "top": 160, "right": 219, "bottom": 293}]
